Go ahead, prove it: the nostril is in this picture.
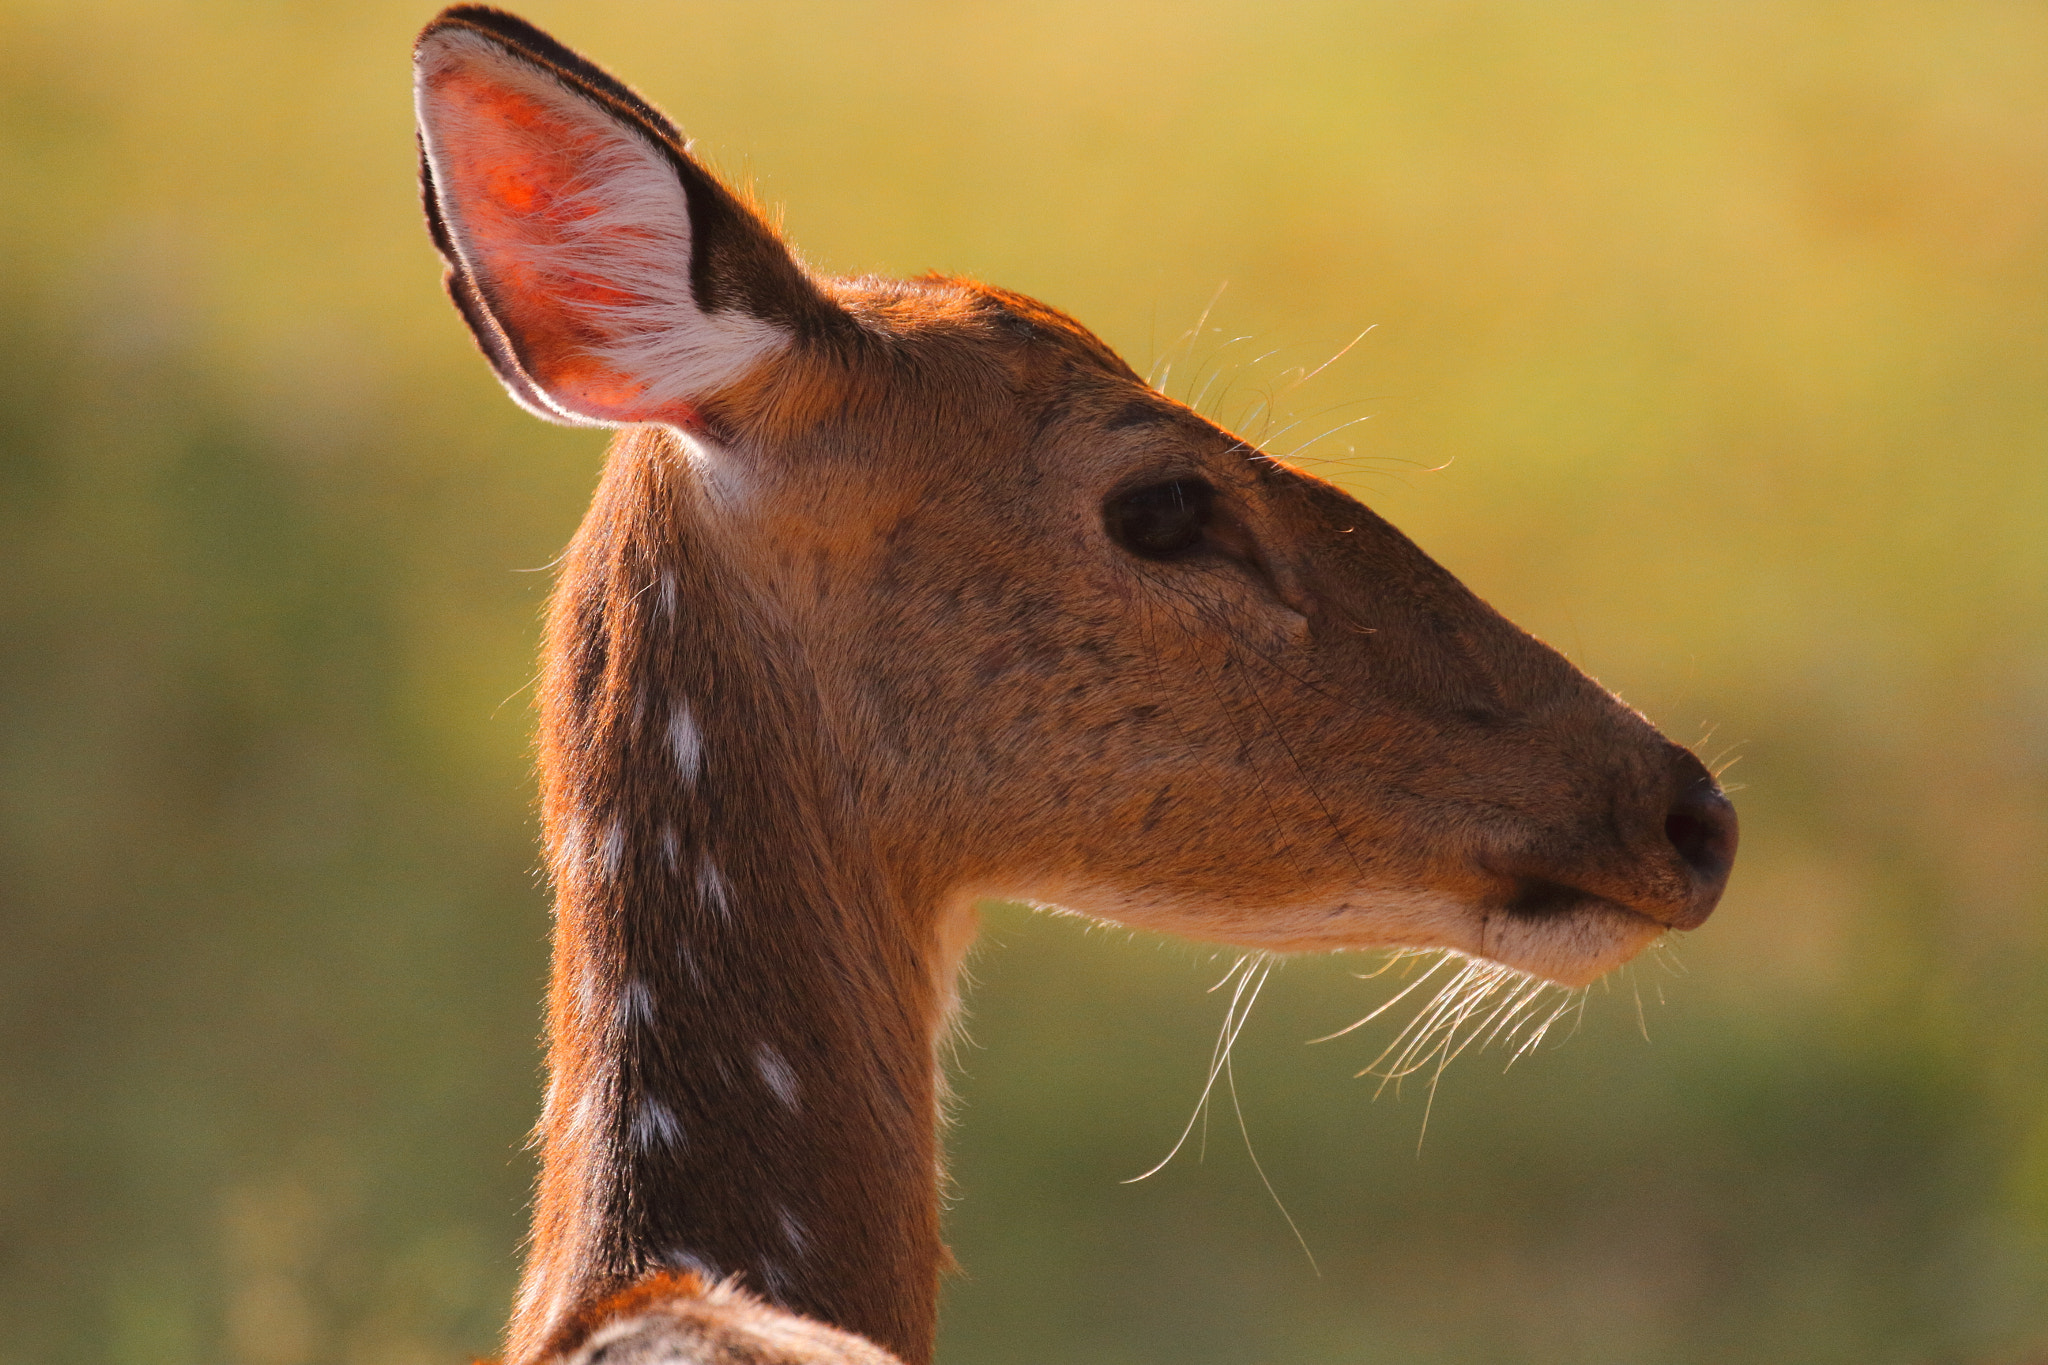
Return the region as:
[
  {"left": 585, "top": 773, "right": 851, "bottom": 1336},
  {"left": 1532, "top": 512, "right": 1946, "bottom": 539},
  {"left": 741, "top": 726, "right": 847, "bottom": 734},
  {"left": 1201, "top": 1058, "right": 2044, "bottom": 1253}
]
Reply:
[
  {"left": 1664, "top": 809, "right": 1712, "bottom": 867},
  {"left": 1664, "top": 785, "right": 1737, "bottom": 885}
]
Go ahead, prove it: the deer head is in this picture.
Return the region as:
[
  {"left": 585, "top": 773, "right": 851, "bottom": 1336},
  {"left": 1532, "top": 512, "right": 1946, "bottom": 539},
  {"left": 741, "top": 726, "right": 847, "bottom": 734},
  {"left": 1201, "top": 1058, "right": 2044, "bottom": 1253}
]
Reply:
[{"left": 414, "top": 8, "right": 1735, "bottom": 1363}]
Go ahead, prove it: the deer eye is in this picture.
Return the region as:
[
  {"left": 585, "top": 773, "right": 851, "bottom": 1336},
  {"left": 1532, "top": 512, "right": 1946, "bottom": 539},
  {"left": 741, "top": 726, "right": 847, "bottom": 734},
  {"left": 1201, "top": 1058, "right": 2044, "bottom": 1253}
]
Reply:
[{"left": 1104, "top": 478, "right": 1217, "bottom": 561}]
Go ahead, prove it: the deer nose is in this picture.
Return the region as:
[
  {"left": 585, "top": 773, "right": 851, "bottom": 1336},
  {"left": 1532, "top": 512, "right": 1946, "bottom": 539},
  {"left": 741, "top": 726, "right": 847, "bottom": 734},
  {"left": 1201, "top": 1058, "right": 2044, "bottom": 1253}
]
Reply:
[{"left": 1657, "top": 751, "right": 1737, "bottom": 930}]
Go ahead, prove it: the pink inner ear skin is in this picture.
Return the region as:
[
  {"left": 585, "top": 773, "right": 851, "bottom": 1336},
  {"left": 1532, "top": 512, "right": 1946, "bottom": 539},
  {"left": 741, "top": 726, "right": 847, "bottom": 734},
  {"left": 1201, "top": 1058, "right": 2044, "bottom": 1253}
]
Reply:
[
  {"left": 555, "top": 358, "right": 705, "bottom": 432},
  {"left": 435, "top": 68, "right": 579, "bottom": 213},
  {"left": 431, "top": 64, "right": 704, "bottom": 428}
]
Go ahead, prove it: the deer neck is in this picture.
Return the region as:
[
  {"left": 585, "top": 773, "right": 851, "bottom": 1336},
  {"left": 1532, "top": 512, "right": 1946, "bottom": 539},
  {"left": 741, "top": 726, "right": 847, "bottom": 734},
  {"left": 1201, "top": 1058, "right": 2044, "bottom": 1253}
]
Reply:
[{"left": 510, "top": 430, "right": 952, "bottom": 1365}]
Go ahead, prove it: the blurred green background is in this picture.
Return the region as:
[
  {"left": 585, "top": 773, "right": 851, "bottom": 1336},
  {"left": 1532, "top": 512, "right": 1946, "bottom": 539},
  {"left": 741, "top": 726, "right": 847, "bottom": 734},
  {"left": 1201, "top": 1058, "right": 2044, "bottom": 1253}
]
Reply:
[{"left": 3, "top": 2, "right": 2045, "bottom": 1362}]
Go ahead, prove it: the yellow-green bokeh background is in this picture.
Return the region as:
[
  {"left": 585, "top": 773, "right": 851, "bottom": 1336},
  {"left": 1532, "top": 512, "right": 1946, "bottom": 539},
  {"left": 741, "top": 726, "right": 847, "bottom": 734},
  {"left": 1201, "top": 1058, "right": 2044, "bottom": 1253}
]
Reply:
[{"left": 4, "top": 3, "right": 2046, "bottom": 1362}]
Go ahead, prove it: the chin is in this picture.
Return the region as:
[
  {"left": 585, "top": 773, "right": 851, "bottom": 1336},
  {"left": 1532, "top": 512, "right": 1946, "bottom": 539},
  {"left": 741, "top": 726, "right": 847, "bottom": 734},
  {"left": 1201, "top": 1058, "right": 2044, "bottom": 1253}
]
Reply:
[
  {"left": 1469, "top": 899, "right": 1670, "bottom": 987},
  {"left": 1044, "top": 884, "right": 1665, "bottom": 988}
]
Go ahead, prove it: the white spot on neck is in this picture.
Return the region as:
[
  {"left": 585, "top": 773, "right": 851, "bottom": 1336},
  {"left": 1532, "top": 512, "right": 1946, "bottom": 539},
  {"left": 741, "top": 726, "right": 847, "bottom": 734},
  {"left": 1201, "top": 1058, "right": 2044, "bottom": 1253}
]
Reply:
[
  {"left": 630, "top": 1094, "right": 686, "bottom": 1151},
  {"left": 683, "top": 429, "right": 763, "bottom": 509},
  {"left": 754, "top": 1043, "right": 800, "bottom": 1110},
  {"left": 696, "top": 859, "right": 731, "bottom": 920},
  {"left": 669, "top": 703, "right": 702, "bottom": 784},
  {"left": 660, "top": 1249, "right": 718, "bottom": 1281},
  {"left": 599, "top": 819, "right": 626, "bottom": 880},
  {"left": 659, "top": 823, "right": 679, "bottom": 870},
  {"left": 657, "top": 569, "right": 679, "bottom": 622},
  {"left": 557, "top": 814, "right": 586, "bottom": 874},
  {"left": 570, "top": 1086, "right": 603, "bottom": 1136},
  {"left": 574, "top": 962, "right": 602, "bottom": 1026},
  {"left": 518, "top": 1281, "right": 570, "bottom": 1346},
  {"left": 619, "top": 975, "right": 656, "bottom": 1029},
  {"left": 777, "top": 1206, "right": 809, "bottom": 1254}
]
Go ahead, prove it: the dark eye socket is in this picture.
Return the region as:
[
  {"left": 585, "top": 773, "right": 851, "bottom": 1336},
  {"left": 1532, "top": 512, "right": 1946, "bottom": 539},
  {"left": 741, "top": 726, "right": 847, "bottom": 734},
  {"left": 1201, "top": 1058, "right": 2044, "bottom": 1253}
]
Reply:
[{"left": 1104, "top": 477, "right": 1217, "bottom": 561}]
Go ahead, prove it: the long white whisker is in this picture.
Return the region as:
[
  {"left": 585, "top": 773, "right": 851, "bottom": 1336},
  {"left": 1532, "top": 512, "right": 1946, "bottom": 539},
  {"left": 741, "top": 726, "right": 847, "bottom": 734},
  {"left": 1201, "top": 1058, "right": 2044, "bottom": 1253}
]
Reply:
[
  {"left": 1351, "top": 947, "right": 1437, "bottom": 982},
  {"left": 1476, "top": 977, "right": 1552, "bottom": 1057},
  {"left": 1198, "top": 954, "right": 1254, "bottom": 1163},
  {"left": 1367, "top": 959, "right": 1486, "bottom": 1093},
  {"left": 1412, "top": 965, "right": 1530, "bottom": 1147},
  {"left": 1381, "top": 964, "right": 1483, "bottom": 1083},
  {"left": 1127, "top": 950, "right": 1265, "bottom": 1183},
  {"left": 1308, "top": 951, "right": 1456, "bottom": 1043},
  {"left": 1190, "top": 334, "right": 1257, "bottom": 415},
  {"left": 1222, "top": 964, "right": 1320, "bottom": 1275},
  {"left": 1281, "top": 414, "right": 1378, "bottom": 464},
  {"left": 1359, "top": 967, "right": 1463, "bottom": 1087},
  {"left": 1425, "top": 965, "right": 1512, "bottom": 1073},
  {"left": 1209, "top": 953, "right": 1252, "bottom": 994},
  {"left": 1200, "top": 955, "right": 1255, "bottom": 1162},
  {"left": 1506, "top": 988, "right": 1581, "bottom": 1065},
  {"left": 1151, "top": 280, "right": 1230, "bottom": 396},
  {"left": 1330, "top": 955, "right": 1587, "bottom": 1142},
  {"left": 1568, "top": 987, "right": 1592, "bottom": 1039},
  {"left": 1279, "top": 326, "right": 1375, "bottom": 396}
]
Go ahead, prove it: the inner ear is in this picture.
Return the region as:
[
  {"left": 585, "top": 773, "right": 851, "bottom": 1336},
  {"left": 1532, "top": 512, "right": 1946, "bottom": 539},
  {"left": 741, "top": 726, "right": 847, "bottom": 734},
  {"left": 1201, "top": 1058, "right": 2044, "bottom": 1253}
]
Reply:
[{"left": 415, "top": 15, "right": 812, "bottom": 428}]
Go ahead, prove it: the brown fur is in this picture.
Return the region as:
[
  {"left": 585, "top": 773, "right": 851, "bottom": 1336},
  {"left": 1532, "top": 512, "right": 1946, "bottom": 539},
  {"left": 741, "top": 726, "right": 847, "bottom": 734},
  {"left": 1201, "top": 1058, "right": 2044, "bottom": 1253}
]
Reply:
[
  {"left": 540, "top": 1270, "right": 707, "bottom": 1361},
  {"left": 414, "top": 10, "right": 1737, "bottom": 1364},
  {"left": 555, "top": 1273, "right": 903, "bottom": 1365}
]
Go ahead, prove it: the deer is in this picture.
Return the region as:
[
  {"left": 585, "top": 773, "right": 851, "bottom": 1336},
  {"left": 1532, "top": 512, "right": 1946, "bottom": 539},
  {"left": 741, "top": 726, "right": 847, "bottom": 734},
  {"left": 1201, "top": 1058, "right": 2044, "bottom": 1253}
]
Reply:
[{"left": 410, "top": 8, "right": 1738, "bottom": 1363}]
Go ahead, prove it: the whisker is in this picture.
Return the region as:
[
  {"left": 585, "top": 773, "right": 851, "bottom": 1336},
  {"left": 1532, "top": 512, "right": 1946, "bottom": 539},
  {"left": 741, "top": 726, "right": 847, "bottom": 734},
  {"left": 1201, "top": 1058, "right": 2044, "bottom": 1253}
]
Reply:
[
  {"left": 1364, "top": 958, "right": 1487, "bottom": 1092},
  {"left": 1328, "top": 953, "right": 1598, "bottom": 1148},
  {"left": 1189, "top": 334, "right": 1257, "bottom": 415},
  {"left": 1222, "top": 963, "right": 1320, "bottom": 1275},
  {"left": 1410, "top": 967, "right": 1522, "bottom": 1143},
  {"left": 1209, "top": 953, "right": 1252, "bottom": 994},
  {"left": 1279, "top": 414, "right": 1378, "bottom": 466},
  {"left": 1393, "top": 963, "right": 1492, "bottom": 1078},
  {"left": 1473, "top": 976, "right": 1552, "bottom": 1056},
  {"left": 1647, "top": 936, "right": 1689, "bottom": 978},
  {"left": 1279, "top": 326, "right": 1375, "bottom": 397},
  {"left": 1308, "top": 951, "right": 1456, "bottom": 1043},
  {"left": 1126, "top": 950, "right": 1266, "bottom": 1183},
  {"left": 1387, "top": 964, "right": 1493, "bottom": 1083},
  {"left": 1505, "top": 989, "right": 1581, "bottom": 1066},
  {"left": 1150, "top": 280, "right": 1230, "bottom": 395},
  {"left": 1357, "top": 963, "right": 1466, "bottom": 1086}
]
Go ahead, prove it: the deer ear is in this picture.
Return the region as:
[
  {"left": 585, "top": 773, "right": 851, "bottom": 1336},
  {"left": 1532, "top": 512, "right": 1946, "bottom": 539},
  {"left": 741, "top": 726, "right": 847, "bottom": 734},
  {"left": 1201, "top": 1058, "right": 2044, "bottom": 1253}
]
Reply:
[{"left": 414, "top": 8, "right": 816, "bottom": 429}]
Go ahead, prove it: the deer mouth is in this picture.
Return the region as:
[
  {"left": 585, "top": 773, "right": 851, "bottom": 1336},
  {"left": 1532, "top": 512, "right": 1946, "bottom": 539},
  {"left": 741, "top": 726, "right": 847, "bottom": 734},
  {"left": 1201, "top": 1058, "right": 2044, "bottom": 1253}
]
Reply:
[
  {"left": 1473, "top": 885, "right": 1670, "bottom": 987},
  {"left": 1500, "top": 876, "right": 1603, "bottom": 919},
  {"left": 1462, "top": 763, "right": 1737, "bottom": 984},
  {"left": 1037, "top": 879, "right": 1666, "bottom": 988}
]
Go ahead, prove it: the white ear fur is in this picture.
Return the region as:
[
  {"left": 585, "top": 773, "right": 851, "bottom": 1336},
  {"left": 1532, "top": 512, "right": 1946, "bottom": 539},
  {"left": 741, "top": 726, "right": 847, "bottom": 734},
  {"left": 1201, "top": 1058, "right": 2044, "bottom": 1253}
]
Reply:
[{"left": 415, "top": 28, "right": 789, "bottom": 425}]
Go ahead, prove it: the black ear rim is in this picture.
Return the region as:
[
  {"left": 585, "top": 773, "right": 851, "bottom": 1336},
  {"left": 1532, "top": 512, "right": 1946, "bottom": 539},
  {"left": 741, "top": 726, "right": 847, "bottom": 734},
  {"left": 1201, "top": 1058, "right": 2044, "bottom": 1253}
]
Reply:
[
  {"left": 424, "top": 6, "right": 686, "bottom": 151},
  {"left": 414, "top": 5, "right": 808, "bottom": 326}
]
